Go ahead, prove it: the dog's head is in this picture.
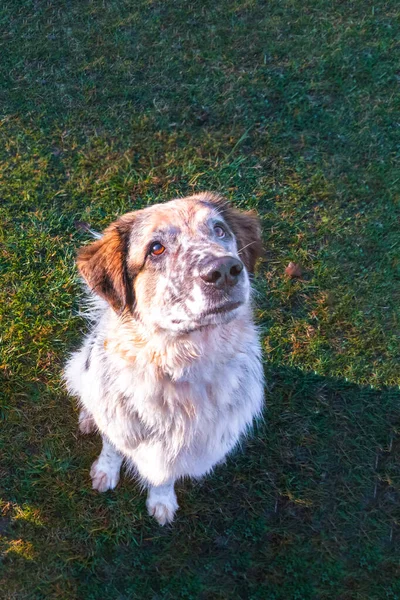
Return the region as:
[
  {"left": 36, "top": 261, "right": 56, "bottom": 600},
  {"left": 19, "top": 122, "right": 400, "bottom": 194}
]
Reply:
[{"left": 77, "top": 193, "right": 263, "bottom": 333}]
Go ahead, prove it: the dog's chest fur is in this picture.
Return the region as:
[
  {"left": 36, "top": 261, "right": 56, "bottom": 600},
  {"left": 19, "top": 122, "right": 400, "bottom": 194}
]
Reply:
[{"left": 65, "top": 305, "right": 263, "bottom": 486}]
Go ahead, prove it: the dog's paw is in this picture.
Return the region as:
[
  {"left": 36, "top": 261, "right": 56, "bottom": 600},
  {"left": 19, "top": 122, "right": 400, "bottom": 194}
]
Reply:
[
  {"left": 78, "top": 409, "right": 96, "bottom": 435},
  {"left": 146, "top": 489, "right": 179, "bottom": 526},
  {"left": 90, "top": 459, "right": 120, "bottom": 492}
]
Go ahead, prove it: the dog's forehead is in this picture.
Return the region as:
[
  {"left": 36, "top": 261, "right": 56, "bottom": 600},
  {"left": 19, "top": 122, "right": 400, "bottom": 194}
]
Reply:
[
  {"left": 139, "top": 198, "right": 220, "bottom": 236},
  {"left": 125, "top": 198, "right": 223, "bottom": 265}
]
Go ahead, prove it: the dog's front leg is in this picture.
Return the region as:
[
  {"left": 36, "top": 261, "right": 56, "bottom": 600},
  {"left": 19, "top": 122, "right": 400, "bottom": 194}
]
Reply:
[
  {"left": 90, "top": 437, "right": 123, "bottom": 492},
  {"left": 146, "top": 482, "right": 178, "bottom": 526},
  {"left": 78, "top": 407, "right": 96, "bottom": 434}
]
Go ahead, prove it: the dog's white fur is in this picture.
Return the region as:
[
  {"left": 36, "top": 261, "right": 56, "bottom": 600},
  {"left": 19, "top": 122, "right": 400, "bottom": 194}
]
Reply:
[{"left": 64, "top": 193, "right": 264, "bottom": 525}]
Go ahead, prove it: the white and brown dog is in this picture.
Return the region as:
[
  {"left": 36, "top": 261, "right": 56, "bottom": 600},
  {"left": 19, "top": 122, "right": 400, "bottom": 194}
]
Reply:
[{"left": 64, "top": 192, "right": 264, "bottom": 525}]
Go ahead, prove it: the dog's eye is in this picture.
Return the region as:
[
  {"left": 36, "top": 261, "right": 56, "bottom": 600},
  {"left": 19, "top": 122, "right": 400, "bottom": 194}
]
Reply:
[
  {"left": 214, "top": 225, "right": 226, "bottom": 238},
  {"left": 150, "top": 242, "right": 165, "bottom": 256}
]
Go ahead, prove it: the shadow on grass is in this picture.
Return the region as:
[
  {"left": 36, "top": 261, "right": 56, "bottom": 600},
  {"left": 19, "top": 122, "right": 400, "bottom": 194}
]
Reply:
[{"left": 1, "top": 366, "right": 399, "bottom": 599}]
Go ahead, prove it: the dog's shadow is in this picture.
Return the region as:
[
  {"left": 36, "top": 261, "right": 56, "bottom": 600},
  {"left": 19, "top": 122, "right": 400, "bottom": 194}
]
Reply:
[{"left": 1, "top": 366, "right": 399, "bottom": 598}]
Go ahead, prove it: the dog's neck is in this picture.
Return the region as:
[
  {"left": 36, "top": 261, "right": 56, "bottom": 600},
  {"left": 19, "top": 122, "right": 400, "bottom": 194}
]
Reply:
[{"left": 104, "top": 308, "right": 252, "bottom": 379}]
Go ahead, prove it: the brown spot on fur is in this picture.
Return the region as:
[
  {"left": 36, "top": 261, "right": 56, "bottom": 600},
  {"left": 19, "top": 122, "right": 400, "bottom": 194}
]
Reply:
[
  {"left": 134, "top": 270, "right": 158, "bottom": 314},
  {"left": 113, "top": 345, "right": 137, "bottom": 363},
  {"left": 147, "top": 207, "right": 182, "bottom": 231},
  {"left": 104, "top": 322, "right": 148, "bottom": 363},
  {"left": 149, "top": 341, "right": 200, "bottom": 371},
  {"left": 77, "top": 213, "right": 137, "bottom": 313}
]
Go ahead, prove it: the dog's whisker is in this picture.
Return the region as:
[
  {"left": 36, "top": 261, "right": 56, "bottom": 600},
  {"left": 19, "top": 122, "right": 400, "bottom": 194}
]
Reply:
[{"left": 238, "top": 240, "right": 258, "bottom": 254}]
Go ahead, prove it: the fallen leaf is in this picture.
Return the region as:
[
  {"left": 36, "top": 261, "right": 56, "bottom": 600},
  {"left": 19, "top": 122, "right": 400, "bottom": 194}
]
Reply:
[{"left": 285, "top": 262, "right": 303, "bottom": 278}]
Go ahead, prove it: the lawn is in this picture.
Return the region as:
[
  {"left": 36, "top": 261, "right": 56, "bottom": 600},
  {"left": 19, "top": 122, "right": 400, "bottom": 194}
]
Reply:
[{"left": 0, "top": 0, "right": 399, "bottom": 598}]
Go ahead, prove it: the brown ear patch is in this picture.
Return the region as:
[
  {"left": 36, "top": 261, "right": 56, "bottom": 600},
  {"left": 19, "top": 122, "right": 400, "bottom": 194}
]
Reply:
[
  {"left": 77, "top": 214, "right": 136, "bottom": 313},
  {"left": 200, "top": 193, "right": 263, "bottom": 274},
  {"left": 224, "top": 207, "right": 263, "bottom": 274}
]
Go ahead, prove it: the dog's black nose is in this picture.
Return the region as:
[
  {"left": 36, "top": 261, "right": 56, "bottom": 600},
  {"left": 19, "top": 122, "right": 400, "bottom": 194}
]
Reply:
[{"left": 200, "top": 256, "right": 244, "bottom": 289}]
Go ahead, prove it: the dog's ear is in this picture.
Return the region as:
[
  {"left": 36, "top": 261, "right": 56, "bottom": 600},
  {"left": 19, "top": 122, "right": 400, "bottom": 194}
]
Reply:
[
  {"left": 77, "top": 214, "right": 136, "bottom": 313},
  {"left": 223, "top": 206, "right": 263, "bottom": 274},
  {"left": 202, "top": 193, "right": 263, "bottom": 274}
]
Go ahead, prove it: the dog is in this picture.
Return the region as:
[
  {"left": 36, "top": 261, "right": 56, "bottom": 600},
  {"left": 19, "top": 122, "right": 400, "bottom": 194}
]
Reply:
[{"left": 64, "top": 192, "right": 264, "bottom": 525}]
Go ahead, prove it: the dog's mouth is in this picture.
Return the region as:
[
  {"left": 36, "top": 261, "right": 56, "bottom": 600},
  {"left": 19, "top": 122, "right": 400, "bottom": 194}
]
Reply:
[
  {"left": 199, "top": 300, "right": 242, "bottom": 318},
  {"left": 169, "top": 301, "right": 242, "bottom": 332}
]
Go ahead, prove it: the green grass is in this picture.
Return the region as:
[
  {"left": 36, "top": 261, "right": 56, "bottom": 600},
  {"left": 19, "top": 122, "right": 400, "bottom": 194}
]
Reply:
[{"left": 1, "top": 0, "right": 399, "bottom": 598}]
